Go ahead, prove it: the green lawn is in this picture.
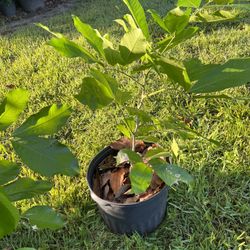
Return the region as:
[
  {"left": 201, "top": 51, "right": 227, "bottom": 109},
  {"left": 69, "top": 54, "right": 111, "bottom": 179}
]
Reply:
[{"left": 0, "top": 0, "right": 249, "bottom": 249}]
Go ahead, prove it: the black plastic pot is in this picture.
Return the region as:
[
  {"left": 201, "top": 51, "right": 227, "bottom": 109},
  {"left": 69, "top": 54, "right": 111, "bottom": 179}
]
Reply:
[
  {"left": 17, "top": 0, "right": 44, "bottom": 12},
  {"left": 87, "top": 146, "right": 168, "bottom": 235},
  {"left": 0, "top": 1, "right": 16, "bottom": 17}
]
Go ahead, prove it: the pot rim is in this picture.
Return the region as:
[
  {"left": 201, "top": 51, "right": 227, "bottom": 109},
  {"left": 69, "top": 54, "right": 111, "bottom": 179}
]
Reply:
[{"left": 87, "top": 145, "right": 168, "bottom": 207}]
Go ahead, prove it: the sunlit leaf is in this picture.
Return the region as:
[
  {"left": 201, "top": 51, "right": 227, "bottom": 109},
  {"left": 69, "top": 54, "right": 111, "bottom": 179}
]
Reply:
[
  {"left": 75, "top": 77, "right": 114, "bottom": 110},
  {"left": 171, "top": 138, "right": 179, "bottom": 157},
  {"left": 154, "top": 56, "right": 191, "bottom": 91},
  {"left": 48, "top": 37, "right": 97, "bottom": 63},
  {"left": 177, "top": 0, "right": 202, "bottom": 8},
  {"left": 186, "top": 58, "right": 250, "bottom": 93},
  {"left": 163, "top": 7, "right": 190, "bottom": 34},
  {"left": 130, "top": 162, "right": 152, "bottom": 194},
  {"left": 14, "top": 104, "right": 71, "bottom": 137},
  {"left": 72, "top": 16, "right": 105, "bottom": 57},
  {"left": 157, "top": 27, "right": 199, "bottom": 52},
  {"left": 119, "top": 28, "right": 148, "bottom": 64},
  {"left": 0, "top": 89, "right": 29, "bottom": 131},
  {"left": 0, "top": 192, "right": 19, "bottom": 239},
  {"left": 149, "top": 158, "right": 193, "bottom": 186},
  {"left": 123, "top": 0, "right": 150, "bottom": 40}
]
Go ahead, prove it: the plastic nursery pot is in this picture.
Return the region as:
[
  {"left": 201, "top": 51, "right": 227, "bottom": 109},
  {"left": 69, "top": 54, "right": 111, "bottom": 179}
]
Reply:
[
  {"left": 0, "top": 0, "right": 16, "bottom": 17},
  {"left": 17, "top": 0, "right": 44, "bottom": 12},
  {"left": 87, "top": 146, "right": 168, "bottom": 235}
]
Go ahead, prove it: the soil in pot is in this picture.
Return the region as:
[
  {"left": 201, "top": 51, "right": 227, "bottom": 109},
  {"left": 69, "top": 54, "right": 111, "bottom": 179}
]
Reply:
[
  {"left": 0, "top": 0, "right": 16, "bottom": 17},
  {"left": 92, "top": 138, "right": 166, "bottom": 204}
]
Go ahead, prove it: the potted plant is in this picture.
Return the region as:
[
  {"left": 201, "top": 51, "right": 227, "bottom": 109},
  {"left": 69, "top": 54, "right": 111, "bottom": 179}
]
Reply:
[
  {"left": 0, "top": 0, "right": 16, "bottom": 17},
  {"left": 17, "top": 0, "right": 44, "bottom": 12},
  {"left": 39, "top": 0, "right": 250, "bottom": 234}
]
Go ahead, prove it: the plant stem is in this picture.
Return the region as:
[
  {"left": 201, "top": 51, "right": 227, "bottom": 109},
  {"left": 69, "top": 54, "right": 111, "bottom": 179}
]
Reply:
[{"left": 114, "top": 68, "right": 144, "bottom": 88}]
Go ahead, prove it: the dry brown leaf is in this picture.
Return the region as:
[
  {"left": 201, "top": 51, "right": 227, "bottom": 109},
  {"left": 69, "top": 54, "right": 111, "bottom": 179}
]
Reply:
[
  {"left": 100, "top": 170, "right": 111, "bottom": 188},
  {"left": 139, "top": 192, "right": 154, "bottom": 202},
  {"left": 109, "top": 168, "right": 127, "bottom": 195},
  {"left": 98, "top": 155, "right": 116, "bottom": 170},
  {"left": 124, "top": 196, "right": 139, "bottom": 204},
  {"left": 110, "top": 137, "right": 131, "bottom": 150},
  {"left": 115, "top": 184, "right": 131, "bottom": 199},
  {"left": 150, "top": 173, "right": 163, "bottom": 190},
  {"left": 103, "top": 184, "right": 110, "bottom": 200},
  {"left": 110, "top": 137, "right": 145, "bottom": 152},
  {"left": 93, "top": 172, "right": 101, "bottom": 197}
]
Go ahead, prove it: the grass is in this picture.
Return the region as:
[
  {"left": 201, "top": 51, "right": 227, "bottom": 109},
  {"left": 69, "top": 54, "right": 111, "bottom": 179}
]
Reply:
[{"left": 0, "top": 0, "right": 250, "bottom": 249}]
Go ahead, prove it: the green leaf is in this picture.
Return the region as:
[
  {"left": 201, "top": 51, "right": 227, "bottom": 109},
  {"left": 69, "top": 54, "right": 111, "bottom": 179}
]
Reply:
[
  {"left": 0, "top": 160, "right": 20, "bottom": 185},
  {"left": 159, "top": 117, "right": 220, "bottom": 145},
  {"left": 192, "top": 10, "right": 237, "bottom": 23},
  {"left": 24, "top": 206, "right": 64, "bottom": 230},
  {"left": 0, "top": 89, "right": 29, "bottom": 131},
  {"left": 149, "top": 158, "right": 193, "bottom": 186},
  {"left": 0, "top": 192, "right": 19, "bottom": 239},
  {"left": 38, "top": 23, "right": 98, "bottom": 63},
  {"left": 212, "top": 0, "right": 234, "bottom": 4},
  {"left": 177, "top": 0, "right": 201, "bottom": 8},
  {"left": 90, "top": 69, "right": 131, "bottom": 105},
  {"left": 163, "top": 8, "right": 190, "bottom": 34},
  {"left": 123, "top": 14, "right": 138, "bottom": 30},
  {"left": 137, "top": 125, "right": 155, "bottom": 136},
  {"left": 120, "top": 149, "right": 143, "bottom": 164},
  {"left": 116, "top": 150, "right": 129, "bottom": 165},
  {"left": 72, "top": 16, "right": 105, "bottom": 57},
  {"left": 154, "top": 56, "right": 191, "bottom": 91},
  {"left": 114, "top": 19, "right": 129, "bottom": 32},
  {"left": 137, "top": 136, "right": 159, "bottom": 143},
  {"left": 171, "top": 138, "right": 179, "bottom": 157},
  {"left": 123, "top": 0, "right": 150, "bottom": 40},
  {"left": 145, "top": 148, "right": 170, "bottom": 160},
  {"left": 48, "top": 37, "right": 97, "bottom": 63},
  {"left": 119, "top": 28, "right": 148, "bottom": 64},
  {"left": 148, "top": 9, "right": 168, "bottom": 31},
  {"left": 12, "top": 137, "right": 79, "bottom": 177},
  {"left": 130, "top": 162, "right": 153, "bottom": 194},
  {"left": 157, "top": 27, "right": 199, "bottom": 52},
  {"left": 75, "top": 77, "right": 114, "bottom": 110},
  {"left": 117, "top": 124, "right": 131, "bottom": 138},
  {"left": 14, "top": 104, "right": 71, "bottom": 137},
  {"left": 3, "top": 178, "right": 53, "bottom": 202},
  {"left": 102, "top": 37, "right": 125, "bottom": 65},
  {"left": 126, "top": 107, "right": 152, "bottom": 122},
  {"left": 186, "top": 58, "right": 250, "bottom": 93}
]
